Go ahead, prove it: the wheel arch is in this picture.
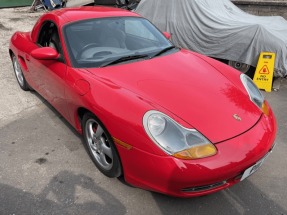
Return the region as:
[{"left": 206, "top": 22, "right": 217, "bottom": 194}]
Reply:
[
  {"left": 9, "top": 49, "right": 14, "bottom": 59},
  {"left": 76, "top": 107, "right": 93, "bottom": 133},
  {"left": 76, "top": 107, "right": 108, "bottom": 135}
]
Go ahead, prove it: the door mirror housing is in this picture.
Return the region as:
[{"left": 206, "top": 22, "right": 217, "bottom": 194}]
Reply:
[
  {"left": 31, "top": 47, "right": 60, "bottom": 60},
  {"left": 163, "top": 32, "right": 171, "bottom": 40}
]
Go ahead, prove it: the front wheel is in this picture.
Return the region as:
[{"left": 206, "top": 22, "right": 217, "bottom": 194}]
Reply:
[
  {"left": 82, "top": 113, "right": 122, "bottom": 178},
  {"left": 12, "top": 54, "right": 30, "bottom": 91}
]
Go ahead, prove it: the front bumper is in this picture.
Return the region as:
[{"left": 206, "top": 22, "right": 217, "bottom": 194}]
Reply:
[{"left": 117, "top": 105, "right": 277, "bottom": 197}]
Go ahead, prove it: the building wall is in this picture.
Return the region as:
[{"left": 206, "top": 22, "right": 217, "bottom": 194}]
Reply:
[{"left": 232, "top": 0, "right": 287, "bottom": 19}]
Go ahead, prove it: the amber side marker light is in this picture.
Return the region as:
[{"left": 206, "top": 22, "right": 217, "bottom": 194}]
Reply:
[
  {"left": 173, "top": 144, "right": 217, "bottom": 160},
  {"left": 262, "top": 100, "right": 269, "bottom": 116},
  {"left": 113, "top": 137, "right": 133, "bottom": 150}
]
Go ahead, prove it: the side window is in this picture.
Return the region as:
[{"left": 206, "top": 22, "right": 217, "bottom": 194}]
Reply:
[
  {"left": 125, "top": 20, "right": 157, "bottom": 41},
  {"left": 37, "top": 21, "right": 62, "bottom": 54}
]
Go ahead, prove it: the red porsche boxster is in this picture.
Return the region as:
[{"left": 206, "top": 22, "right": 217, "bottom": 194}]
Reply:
[{"left": 9, "top": 7, "right": 277, "bottom": 197}]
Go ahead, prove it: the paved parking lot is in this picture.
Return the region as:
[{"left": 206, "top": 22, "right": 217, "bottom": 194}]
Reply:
[{"left": 0, "top": 7, "right": 287, "bottom": 215}]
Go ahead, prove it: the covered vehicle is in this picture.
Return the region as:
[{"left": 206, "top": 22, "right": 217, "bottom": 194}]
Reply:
[
  {"left": 9, "top": 7, "right": 276, "bottom": 197},
  {"left": 136, "top": 0, "right": 287, "bottom": 77}
]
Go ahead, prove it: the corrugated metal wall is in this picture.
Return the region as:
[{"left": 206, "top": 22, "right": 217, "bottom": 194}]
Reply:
[{"left": 0, "top": 0, "right": 33, "bottom": 8}]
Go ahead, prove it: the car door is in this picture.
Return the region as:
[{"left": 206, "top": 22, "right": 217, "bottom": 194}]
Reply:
[{"left": 30, "top": 21, "right": 69, "bottom": 119}]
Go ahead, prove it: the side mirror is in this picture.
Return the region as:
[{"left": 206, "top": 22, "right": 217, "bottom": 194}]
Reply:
[
  {"left": 163, "top": 32, "right": 171, "bottom": 40},
  {"left": 31, "top": 47, "right": 60, "bottom": 60}
]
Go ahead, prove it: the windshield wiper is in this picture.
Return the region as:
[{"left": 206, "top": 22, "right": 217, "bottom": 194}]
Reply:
[
  {"left": 100, "top": 54, "right": 148, "bottom": 67},
  {"left": 150, "top": 46, "right": 176, "bottom": 58}
]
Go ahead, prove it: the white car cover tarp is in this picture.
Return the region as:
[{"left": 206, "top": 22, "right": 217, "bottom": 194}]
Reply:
[{"left": 135, "top": 0, "right": 287, "bottom": 77}]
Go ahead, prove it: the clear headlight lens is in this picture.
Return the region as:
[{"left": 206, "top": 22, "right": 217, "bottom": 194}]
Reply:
[
  {"left": 143, "top": 111, "right": 217, "bottom": 160},
  {"left": 240, "top": 74, "right": 269, "bottom": 115},
  {"left": 147, "top": 114, "right": 166, "bottom": 136}
]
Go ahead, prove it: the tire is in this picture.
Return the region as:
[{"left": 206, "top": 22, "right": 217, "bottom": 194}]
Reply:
[
  {"left": 228, "top": 60, "right": 250, "bottom": 74},
  {"left": 12, "top": 54, "right": 30, "bottom": 91},
  {"left": 82, "top": 112, "right": 122, "bottom": 178}
]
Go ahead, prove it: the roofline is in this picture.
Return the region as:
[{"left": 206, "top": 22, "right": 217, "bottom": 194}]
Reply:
[{"left": 49, "top": 6, "right": 140, "bottom": 25}]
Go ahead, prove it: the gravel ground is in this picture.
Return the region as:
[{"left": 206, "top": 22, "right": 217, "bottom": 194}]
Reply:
[{"left": 0, "top": 7, "right": 43, "bottom": 126}]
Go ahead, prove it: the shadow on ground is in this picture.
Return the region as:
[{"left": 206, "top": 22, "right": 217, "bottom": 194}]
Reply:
[{"left": 0, "top": 171, "right": 126, "bottom": 215}]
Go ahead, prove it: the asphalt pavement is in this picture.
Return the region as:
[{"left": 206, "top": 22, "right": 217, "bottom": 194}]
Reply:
[{"left": 0, "top": 7, "right": 287, "bottom": 215}]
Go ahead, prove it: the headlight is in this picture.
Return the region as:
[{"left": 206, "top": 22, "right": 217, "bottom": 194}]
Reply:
[
  {"left": 143, "top": 110, "right": 217, "bottom": 160},
  {"left": 240, "top": 74, "right": 269, "bottom": 115}
]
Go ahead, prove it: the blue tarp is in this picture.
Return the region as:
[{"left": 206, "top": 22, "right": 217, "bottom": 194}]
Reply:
[{"left": 42, "top": 0, "right": 62, "bottom": 10}]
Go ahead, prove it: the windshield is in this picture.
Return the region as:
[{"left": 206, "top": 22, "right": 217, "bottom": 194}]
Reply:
[{"left": 64, "top": 17, "right": 175, "bottom": 68}]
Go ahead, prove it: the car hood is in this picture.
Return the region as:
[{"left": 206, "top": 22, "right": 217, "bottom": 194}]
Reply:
[{"left": 86, "top": 50, "right": 262, "bottom": 143}]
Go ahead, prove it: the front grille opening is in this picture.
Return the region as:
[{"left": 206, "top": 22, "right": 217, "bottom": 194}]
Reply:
[{"left": 182, "top": 181, "right": 227, "bottom": 192}]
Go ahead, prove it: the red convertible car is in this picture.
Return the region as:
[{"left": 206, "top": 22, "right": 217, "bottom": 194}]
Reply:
[{"left": 9, "top": 7, "right": 277, "bottom": 197}]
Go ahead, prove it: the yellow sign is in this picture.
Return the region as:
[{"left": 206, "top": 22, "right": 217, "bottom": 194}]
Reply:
[{"left": 253, "top": 52, "right": 275, "bottom": 92}]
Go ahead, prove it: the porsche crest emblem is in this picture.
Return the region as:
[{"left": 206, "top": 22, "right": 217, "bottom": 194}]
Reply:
[{"left": 233, "top": 114, "right": 242, "bottom": 121}]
